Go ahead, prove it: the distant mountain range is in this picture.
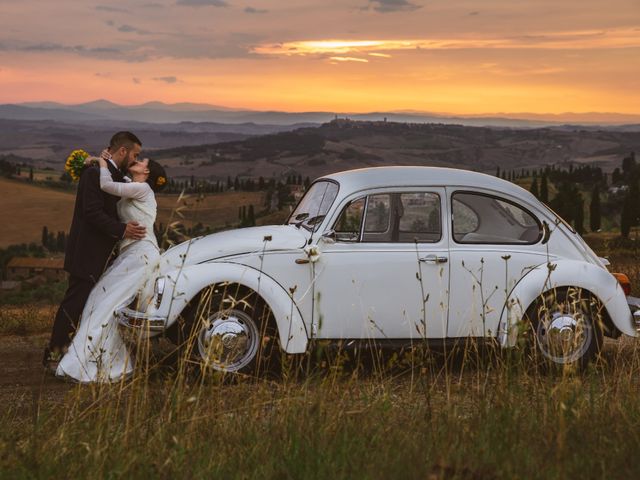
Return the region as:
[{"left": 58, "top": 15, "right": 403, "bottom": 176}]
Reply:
[{"left": 1, "top": 99, "right": 639, "bottom": 129}]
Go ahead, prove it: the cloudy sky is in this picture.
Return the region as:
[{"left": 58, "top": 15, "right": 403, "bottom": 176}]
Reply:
[{"left": 0, "top": 0, "right": 639, "bottom": 115}]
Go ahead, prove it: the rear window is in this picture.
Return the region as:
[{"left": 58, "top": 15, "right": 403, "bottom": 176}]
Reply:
[{"left": 452, "top": 192, "right": 542, "bottom": 244}]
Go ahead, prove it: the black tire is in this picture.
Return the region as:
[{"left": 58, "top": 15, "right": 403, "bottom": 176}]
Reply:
[
  {"left": 170, "top": 283, "right": 280, "bottom": 376},
  {"left": 525, "top": 287, "right": 603, "bottom": 370}
]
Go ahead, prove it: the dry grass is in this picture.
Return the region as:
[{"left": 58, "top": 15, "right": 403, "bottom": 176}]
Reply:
[
  {"left": 2, "top": 335, "right": 640, "bottom": 479},
  {"left": 0, "top": 177, "right": 267, "bottom": 247},
  {"left": 0, "top": 305, "right": 55, "bottom": 335},
  {"left": 156, "top": 191, "right": 266, "bottom": 231},
  {"left": 3, "top": 232, "right": 640, "bottom": 477},
  {"left": 0, "top": 178, "right": 75, "bottom": 248}
]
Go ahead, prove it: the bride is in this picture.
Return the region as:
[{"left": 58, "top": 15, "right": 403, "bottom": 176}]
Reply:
[{"left": 56, "top": 152, "right": 166, "bottom": 383}]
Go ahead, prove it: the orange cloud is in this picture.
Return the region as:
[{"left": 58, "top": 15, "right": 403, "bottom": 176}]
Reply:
[
  {"left": 329, "top": 56, "right": 369, "bottom": 63},
  {"left": 252, "top": 28, "right": 640, "bottom": 57}
]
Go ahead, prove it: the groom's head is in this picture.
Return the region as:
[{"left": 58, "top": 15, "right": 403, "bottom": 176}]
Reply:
[{"left": 108, "top": 131, "right": 142, "bottom": 170}]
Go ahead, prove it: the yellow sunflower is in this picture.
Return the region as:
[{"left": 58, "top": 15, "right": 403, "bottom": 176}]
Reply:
[{"left": 65, "top": 149, "right": 89, "bottom": 182}]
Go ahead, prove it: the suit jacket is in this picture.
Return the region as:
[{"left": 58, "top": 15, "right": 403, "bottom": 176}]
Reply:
[{"left": 64, "top": 162, "right": 127, "bottom": 282}]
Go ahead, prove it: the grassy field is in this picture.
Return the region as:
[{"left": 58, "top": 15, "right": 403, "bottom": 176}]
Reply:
[
  {"left": 157, "top": 191, "right": 266, "bottom": 232},
  {"left": 0, "top": 177, "right": 75, "bottom": 248},
  {"left": 0, "top": 177, "right": 268, "bottom": 247},
  {"left": 1, "top": 250, "right": 640, "bottom": 478},
  {"left": 2, "top": 325, "right": 640, "bottom": 478},
  {"left": 3, "top": 176, "right": 640, "bottom": 478}
]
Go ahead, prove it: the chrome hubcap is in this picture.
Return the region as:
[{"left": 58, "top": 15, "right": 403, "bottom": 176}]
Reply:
[
  {"left": 197, "top": 309, "right": 259, "bottom": 372},
  {"left": 537, "top": 311, "right": 592, "bottom": 364}
]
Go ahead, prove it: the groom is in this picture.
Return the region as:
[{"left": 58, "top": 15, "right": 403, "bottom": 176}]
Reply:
[{"left": 43, "top": 131, "right": 147, "bottom": 370}]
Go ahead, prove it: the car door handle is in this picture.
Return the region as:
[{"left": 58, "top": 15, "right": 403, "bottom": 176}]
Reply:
[{"left": 419, "top": 255, "right": 448, "bottom": 264}]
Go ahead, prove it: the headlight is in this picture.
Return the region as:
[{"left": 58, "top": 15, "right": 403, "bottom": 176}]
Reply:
[{"left": 154, "top": 277, "right": 166, "bottom": 308}]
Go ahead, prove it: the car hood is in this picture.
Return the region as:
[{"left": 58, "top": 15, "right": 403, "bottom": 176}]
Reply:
[{"left": 159, "top": 225, "right": 309, "bottom": 272}]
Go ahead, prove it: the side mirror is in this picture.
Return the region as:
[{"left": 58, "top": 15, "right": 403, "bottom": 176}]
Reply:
[
  {"left": 541, "top": 221, "right": 551, "bottom": 244},
  {"left": 320, "top": 229, "right": 336, "bottom": 244}
]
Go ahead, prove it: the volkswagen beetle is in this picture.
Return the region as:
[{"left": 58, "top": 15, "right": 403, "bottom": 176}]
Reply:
[{"left": 117, "top": 167, "right": 639, "bottom": 372}]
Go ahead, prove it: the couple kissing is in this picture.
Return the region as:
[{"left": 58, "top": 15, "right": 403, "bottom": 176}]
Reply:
[{"left": 44, "top": 131, "right": 167, "bottom": 383}]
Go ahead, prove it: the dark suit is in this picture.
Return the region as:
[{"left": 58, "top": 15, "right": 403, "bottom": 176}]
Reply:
[{"left": 48, "top": 161, "right": 127, "bottom": 352}]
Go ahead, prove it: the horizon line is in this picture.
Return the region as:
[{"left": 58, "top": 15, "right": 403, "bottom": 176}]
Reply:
[{"left": 5, "top": 98, "right": 640, "bottom": 120}]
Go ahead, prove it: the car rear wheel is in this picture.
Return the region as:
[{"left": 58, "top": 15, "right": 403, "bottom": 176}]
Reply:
[{"left": 527, "top": 287, "right": 603, "bottom": 370}]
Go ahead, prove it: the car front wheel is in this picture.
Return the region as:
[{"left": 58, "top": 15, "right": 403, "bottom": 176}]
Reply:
[
  {"left": 175, "top": 284, "right": 279, "bottom": 376},
  {"left": 197, "top": 306, "right": 261, "bottom": 373}
]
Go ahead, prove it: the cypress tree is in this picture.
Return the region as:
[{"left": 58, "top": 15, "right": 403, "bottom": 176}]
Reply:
[
  {"left": 612, "top": 168, "right": 621, "bottom": 184},
  {"left": 621, "top": 194, "right": 633, "bottom": 237},
  {"left": 247, "top": 205, "right": 255, "bottom": 226},
  {"left": 41, "top": 226, "right": 49, "bottom": 248},
  {"left": 540, "top": 174, "right": 549, "bottom": 203},
  {"left": 496, "top": 166, "right": 501, "bottom": 177},
  {"left": 589, "top": 184, "right": 601, "bottom": 232},
  {"left": 574, "top": 193, "right": 584, "bottom": 235},
  {"left": 56, "top": 231, "right": 65, "bottom": 252},
  {"left": 29, "top": 167, "right": 34, "bottom": 182},
  {"left": 529, "top": 178, "right": 539, "bottom": 198}
]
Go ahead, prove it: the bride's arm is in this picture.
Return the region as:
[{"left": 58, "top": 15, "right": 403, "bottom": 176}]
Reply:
[{"left": 99, "top": 167, "right": 150, "bottom": 200}]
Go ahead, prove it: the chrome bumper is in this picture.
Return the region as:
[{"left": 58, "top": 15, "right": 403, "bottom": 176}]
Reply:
[
  {"left": 116, "top": 306, "right": 167, "bottom": 332},
  {"left": 627, "top": 295, "right": 640, "bottom": 333}
]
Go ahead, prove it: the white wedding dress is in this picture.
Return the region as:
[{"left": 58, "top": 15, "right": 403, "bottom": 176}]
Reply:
[{"left": 56, "top": 168, "right": 159, "bottom": 383}]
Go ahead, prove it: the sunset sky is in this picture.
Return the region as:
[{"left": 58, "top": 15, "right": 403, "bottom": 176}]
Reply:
[{"left": 1, "top": 0, "right": 639, "bottom": 116}]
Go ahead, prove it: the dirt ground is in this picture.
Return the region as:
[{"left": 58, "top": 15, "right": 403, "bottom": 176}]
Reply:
[{"left": 0, "top": 333, "right": 72, "bottom": 406}]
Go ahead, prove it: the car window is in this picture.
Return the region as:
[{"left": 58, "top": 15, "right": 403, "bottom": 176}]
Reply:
[
  {"left": 364, "top": 194, "right": 391, "bottom": 234},
  {"left": 452, "top": 192, "right": 542, "bottom": 244},
  {"left": 288, "top": 180, "right": 339, "bottom": 231},
  {"left": 334, "top": 197, "right": 365, "bottom": 242},
  {"left": 333, "top": 192, "right": 442, "bottom": 243},
  {"left": 397, "top": 192, "right": 441, "bottom": 242},
  {"left": 452, "top": 198, "right": 479, "bottom": 235}
]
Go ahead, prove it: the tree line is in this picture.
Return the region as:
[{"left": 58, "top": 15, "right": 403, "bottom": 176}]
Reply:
[
  {"left": 498, "top": 153, "right": 637, "bottom": 236},
  {"left": 41, "top": 227, "right": 67, "bottom": 252}
]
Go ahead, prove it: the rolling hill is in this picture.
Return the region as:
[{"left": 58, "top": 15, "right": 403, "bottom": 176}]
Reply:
[{"left": 151, "top": 119, "right": 640, "bottom": 180}]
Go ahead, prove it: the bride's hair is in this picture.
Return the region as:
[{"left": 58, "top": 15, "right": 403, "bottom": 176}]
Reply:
[{"left": 146, "top": 160, "right": 167, "bottom": 193}]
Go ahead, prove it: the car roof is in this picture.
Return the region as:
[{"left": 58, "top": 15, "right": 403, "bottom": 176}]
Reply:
[{"left": 320, "top": 166, "right": 539, "bottom": 203}]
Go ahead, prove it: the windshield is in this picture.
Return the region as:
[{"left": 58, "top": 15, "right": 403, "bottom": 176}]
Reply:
[{"left": 288, "top": 180, "right": 339, "bottom": 231}]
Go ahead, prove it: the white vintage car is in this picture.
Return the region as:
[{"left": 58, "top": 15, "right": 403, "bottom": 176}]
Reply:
[{"left": 117, "top": 167, "right": 639, "bottom": 372}]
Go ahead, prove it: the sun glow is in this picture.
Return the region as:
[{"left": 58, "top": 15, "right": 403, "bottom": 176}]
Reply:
[{"left": 252, "top": 28, "right": 640, "bottom": 57}]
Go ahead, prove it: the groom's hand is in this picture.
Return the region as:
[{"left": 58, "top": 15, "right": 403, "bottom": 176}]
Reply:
[{"left": 124, "top": 222, "right": 146, "bottom": 240}]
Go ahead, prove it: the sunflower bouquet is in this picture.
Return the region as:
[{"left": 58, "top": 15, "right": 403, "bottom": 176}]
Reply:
[{"left": 65, "top": 149, "right": 90, "bottom": 182}]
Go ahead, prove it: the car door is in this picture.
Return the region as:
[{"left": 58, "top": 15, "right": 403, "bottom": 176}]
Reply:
[
  {"left": 312, "top": 188, "right": 450, "bottom": 340},
  {"left": 446, "top": 189, "right": 549, "bottom": 338}
]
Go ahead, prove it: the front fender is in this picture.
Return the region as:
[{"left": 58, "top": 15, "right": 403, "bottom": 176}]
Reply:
[
  {"left": 498, "top": 259, "right": 635, "bottom": 347},
  {"left": 155, "top": 261, "right": 308, "bottom": 354}
]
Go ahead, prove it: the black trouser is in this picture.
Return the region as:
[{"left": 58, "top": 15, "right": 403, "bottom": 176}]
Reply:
[{"left": 48, "top": 275, "right": 95, "bottom": 352}]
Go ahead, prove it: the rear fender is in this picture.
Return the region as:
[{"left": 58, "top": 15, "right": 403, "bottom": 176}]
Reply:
[
  {"left": 498, "top": 259, "right": 634, "bottom": 347},
  {"left": 155, "top": 261, "right": 308, "bottom": 354}
]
